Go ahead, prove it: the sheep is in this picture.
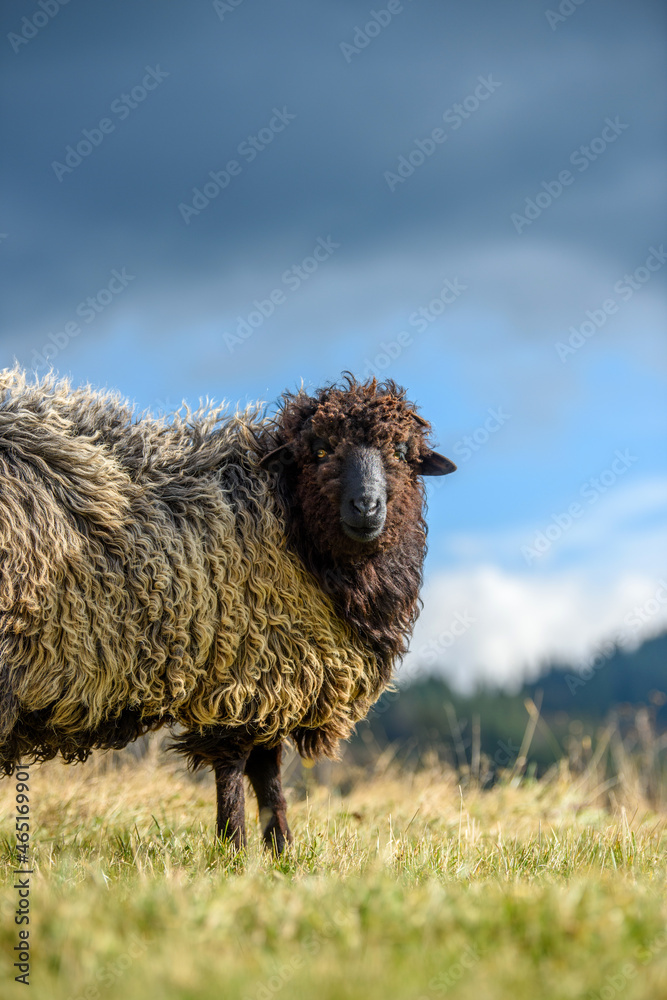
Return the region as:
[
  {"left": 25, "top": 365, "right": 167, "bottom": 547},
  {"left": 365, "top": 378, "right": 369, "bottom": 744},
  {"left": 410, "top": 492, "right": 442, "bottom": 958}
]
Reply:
[{"left": 0, "top": 367, "right": 456, "bottom": 851}]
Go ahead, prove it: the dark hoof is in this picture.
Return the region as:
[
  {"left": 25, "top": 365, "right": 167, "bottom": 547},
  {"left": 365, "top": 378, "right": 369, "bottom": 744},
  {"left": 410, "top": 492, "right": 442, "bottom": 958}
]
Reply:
[{"left": 261, "top": 811, "right": 293, "bottom": 855}]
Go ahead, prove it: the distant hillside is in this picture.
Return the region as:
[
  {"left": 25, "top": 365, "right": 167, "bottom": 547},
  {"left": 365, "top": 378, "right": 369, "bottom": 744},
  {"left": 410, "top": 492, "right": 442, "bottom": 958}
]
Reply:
[
  {"left": 523, "top": 631, "right": 667, "bottom": 723},
  {"left": 356, "top": 632, "right": 667, "bottom": 774}
]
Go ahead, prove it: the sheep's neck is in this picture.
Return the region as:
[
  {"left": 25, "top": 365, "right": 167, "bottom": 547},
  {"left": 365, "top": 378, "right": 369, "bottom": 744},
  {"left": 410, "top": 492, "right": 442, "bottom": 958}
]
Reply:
[{"left": 289, "top": 520, "right": 427, "bottom": 682}]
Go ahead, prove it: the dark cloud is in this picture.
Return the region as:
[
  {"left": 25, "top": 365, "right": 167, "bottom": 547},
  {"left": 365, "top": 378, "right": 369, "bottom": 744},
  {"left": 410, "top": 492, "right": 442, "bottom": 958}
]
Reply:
[{"left": 1, "top": 0, "right": 664, "bottom": 343}]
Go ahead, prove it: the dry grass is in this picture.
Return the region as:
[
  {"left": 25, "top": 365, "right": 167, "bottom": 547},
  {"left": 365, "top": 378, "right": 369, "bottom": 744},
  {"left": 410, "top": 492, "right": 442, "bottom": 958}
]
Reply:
[{"left": 1, "top": 737, "right": 666, "bottom": 999}]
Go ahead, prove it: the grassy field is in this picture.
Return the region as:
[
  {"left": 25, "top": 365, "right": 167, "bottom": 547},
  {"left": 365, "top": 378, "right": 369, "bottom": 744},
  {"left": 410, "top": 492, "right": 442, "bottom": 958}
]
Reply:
[{"left": 1, "top": 740, "right": 666, "bottom": 1000}]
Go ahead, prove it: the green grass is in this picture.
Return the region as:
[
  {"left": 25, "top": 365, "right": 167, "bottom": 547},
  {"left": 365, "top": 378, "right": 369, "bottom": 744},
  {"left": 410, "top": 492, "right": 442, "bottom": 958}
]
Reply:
[{"left": 1, "top": 746, "right": 666, "bottom": 999}]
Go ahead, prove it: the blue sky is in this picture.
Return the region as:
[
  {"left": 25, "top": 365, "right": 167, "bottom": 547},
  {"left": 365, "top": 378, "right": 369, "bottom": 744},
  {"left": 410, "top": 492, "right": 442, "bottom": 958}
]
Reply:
[{"left": 1, "top": 0, "right": 665, "bottom": 689}]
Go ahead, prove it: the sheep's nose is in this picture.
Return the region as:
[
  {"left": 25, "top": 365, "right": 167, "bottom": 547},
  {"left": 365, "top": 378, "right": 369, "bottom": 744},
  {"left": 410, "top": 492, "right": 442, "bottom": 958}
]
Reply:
[{"left": 350, "top": 496, "right": 380, "bottom": 516}]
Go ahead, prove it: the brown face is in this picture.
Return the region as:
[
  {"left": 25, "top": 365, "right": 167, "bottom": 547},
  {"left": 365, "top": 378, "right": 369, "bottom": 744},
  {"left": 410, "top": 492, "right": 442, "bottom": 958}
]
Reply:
[{"left": 262, "top": 385, "right": 456, "bottom": 560}]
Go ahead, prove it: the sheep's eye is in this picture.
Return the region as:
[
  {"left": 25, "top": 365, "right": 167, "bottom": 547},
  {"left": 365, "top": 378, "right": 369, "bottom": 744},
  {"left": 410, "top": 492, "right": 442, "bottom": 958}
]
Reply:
[
  {"left": 315, "top": 448, "right": 328, "bottom": 460},
  {"left": 394, "top": 443, "right": 408, "bottom": 461},
  {"left": 312, "top": 440, "right": 330, "bottom": 461}
]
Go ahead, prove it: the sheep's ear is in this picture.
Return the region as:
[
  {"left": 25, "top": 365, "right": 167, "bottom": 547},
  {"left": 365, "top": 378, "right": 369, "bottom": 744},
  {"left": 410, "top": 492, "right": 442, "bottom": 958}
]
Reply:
[
  {"left": 258, "top": 444, "right": 293, "bottom": 471},
  {"left": 409, "top": 412, "right": 455, "bottom": 474},
  {"left": 417, "top": 450, "right": 457, "bottom": 476}
]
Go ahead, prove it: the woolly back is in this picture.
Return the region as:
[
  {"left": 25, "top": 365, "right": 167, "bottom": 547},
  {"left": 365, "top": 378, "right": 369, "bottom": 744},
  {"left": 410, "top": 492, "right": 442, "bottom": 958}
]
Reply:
[{"left": 0, "top": 369, "right": 382, "bottom": 768}]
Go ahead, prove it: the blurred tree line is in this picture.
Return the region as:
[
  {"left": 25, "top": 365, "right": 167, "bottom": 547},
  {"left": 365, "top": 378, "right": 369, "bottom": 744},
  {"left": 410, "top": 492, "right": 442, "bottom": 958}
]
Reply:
[{"left": 354, "top": 632, "right": 667, "bottom": 777}]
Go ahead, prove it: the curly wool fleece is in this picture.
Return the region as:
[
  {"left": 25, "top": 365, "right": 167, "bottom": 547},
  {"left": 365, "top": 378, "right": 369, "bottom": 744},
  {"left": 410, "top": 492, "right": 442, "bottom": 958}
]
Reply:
[{"left": 0, "top": 368, "right": 382, "bottom": 771}]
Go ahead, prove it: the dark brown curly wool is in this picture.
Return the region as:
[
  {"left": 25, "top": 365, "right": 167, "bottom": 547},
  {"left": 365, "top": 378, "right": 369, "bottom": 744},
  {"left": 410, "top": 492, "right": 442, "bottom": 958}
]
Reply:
[
  {"left": 255, "top": 376, "right": 446, "bottom": 756},
  {"left": 0, "top": 369, "right": 454, "bottom": 803}
]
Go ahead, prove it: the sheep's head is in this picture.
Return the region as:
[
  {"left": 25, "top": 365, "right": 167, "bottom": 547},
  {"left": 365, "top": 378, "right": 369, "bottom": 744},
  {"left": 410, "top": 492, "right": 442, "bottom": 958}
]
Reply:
[{"left": 260, "top": 375, "right": 455, "bottom": 561}]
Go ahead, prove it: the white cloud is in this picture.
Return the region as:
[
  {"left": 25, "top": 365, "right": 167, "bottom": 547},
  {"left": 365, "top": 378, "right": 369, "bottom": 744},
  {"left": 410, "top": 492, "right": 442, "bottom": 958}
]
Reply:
[
  {"left": 402, "top": 563, "right": 667, "bottom": 693},
  {"left": 404, "top": 475, "right": 667, "bottom": 692}
]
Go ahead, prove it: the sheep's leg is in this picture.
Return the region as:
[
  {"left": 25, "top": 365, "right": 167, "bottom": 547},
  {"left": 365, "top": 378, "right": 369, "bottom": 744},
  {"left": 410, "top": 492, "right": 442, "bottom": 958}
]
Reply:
[
  {"left": 214, "top": 749, "right": 251, "bottom": 850},
  {"left": 245, "top": 743, "right": 293, "bottom": 854}
]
